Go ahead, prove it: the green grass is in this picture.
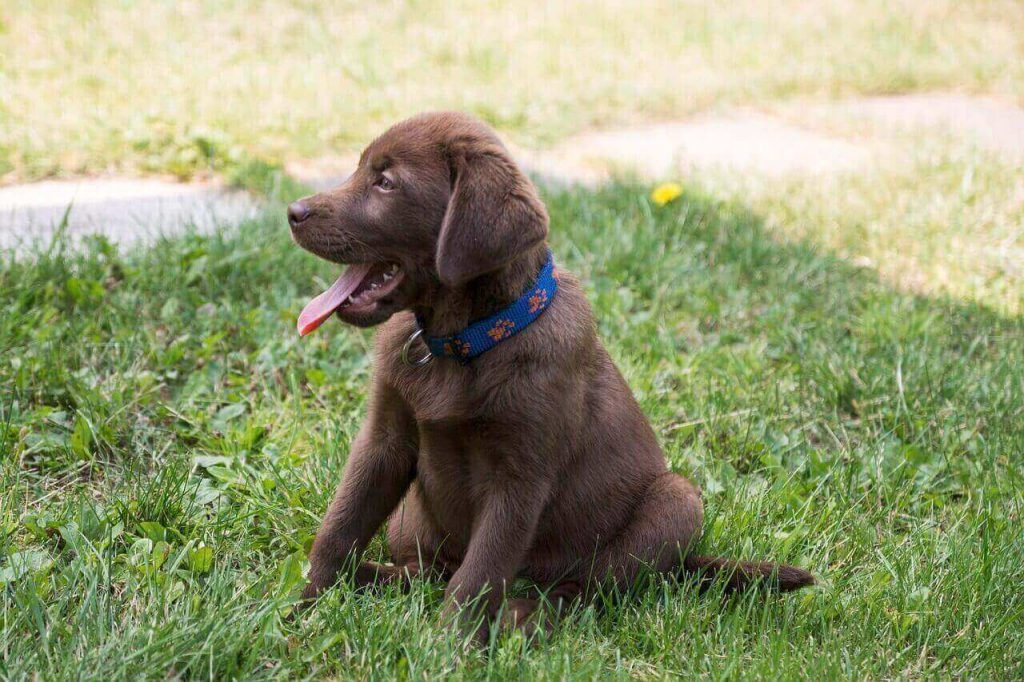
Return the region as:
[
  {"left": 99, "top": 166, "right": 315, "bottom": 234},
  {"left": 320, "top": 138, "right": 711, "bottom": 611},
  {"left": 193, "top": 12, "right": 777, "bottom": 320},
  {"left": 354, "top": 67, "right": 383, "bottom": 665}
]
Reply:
[
  {"left": 3, "top": 0, "right": 1023, "bottom": 181},
  {"left": 700, "top": 141, "right": 1024, "bottom": 317},
  {"left": 2, "top": 185, "right": 1023, "bottom": 678}
]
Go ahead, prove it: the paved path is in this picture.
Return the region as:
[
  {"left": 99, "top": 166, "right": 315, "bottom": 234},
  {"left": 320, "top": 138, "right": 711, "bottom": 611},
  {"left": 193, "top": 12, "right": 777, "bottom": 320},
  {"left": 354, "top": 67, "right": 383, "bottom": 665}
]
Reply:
[
  {"left": 2, "top": 94, "right": 1021, "bottom": 252},
  {"left": 840, "top": 94, "right": 1024, "bottom": 158},
  {"left": 519, "top": 113, "right": 869, "bottom": 184},
  {"left": 0, "top": 179, "right": 261, "bottom": 252},
  {"left": 522, "top": 94, "right": 1024, "bottom": 183}
]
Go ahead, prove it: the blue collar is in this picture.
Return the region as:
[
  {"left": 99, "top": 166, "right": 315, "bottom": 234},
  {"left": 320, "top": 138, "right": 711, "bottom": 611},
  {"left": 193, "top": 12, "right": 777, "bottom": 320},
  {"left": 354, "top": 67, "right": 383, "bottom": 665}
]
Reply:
[{"left": 416, "top": 252, "right": 559, "bottom": 363}]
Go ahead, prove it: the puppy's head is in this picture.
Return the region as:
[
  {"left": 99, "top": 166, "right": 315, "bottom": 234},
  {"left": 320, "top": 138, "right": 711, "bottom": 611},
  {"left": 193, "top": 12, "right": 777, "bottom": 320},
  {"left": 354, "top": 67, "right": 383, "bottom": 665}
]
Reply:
[{"left": 289, "top": 112, "right": 548, "bottom": 332}]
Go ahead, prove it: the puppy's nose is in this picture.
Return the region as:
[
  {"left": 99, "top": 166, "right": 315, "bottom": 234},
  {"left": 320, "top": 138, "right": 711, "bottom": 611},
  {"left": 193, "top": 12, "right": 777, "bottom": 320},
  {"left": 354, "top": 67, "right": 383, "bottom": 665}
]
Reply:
[{"left": 287, "top": 201, "right": 311, "bottom": 228}]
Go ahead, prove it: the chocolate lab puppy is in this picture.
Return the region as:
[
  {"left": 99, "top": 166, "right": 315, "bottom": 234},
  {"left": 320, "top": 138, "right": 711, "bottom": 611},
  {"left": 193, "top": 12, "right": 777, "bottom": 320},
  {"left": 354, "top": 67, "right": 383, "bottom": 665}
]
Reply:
[{"left": 288, "top": 112, "right": 813, "bottom": 642}]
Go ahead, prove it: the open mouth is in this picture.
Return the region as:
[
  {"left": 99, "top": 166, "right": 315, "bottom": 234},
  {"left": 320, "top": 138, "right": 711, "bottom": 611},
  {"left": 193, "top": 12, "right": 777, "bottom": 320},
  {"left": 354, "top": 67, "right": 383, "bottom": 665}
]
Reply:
[{"left": 297, "top": 262, "right": 404, "bottom": 336}]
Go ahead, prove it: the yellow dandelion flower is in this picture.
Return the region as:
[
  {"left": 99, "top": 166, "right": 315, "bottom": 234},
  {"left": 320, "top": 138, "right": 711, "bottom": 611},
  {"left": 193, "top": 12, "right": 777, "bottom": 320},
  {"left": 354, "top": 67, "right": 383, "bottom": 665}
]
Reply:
[{"left": 650, "top": 182, "right": 683, "bottom": 206}]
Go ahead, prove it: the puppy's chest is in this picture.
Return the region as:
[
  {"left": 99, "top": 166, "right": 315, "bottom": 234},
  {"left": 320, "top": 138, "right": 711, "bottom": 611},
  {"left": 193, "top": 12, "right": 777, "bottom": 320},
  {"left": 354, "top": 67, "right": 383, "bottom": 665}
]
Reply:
[
  {"left": 413, "top": 419, "right": 504, "bottom": 531},
  {"left": 377, "top": 318, "right": 507, "bottom": 422},
  {"left": 416, "top": 421, "right": 485, "bottom": 473},
  {"left": 389, "top": 360, "right": 485, "bottom": 423}
]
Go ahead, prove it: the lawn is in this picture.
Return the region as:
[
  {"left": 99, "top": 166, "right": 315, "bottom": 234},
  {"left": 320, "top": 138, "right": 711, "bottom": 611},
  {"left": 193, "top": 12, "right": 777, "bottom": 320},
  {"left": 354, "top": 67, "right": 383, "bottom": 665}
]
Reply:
[
  {"left": 3, "top": 0, "right": 1024, "bottom": 676},
  {"left": 2, "top": 182, "right": 1023, "bottom": 678},
  {"left": 3, "top": 0, "right": 1023, "bottom": 181},
  {"left": 701, "top": 141, "right": 1024, "bottom": 317}
]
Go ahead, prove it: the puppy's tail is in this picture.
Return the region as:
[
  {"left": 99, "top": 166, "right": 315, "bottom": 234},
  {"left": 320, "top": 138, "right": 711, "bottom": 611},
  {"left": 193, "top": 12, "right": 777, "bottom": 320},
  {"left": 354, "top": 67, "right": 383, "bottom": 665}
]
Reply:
[{"left": 682, "top": 555, "right": 814, "bottom": 593}]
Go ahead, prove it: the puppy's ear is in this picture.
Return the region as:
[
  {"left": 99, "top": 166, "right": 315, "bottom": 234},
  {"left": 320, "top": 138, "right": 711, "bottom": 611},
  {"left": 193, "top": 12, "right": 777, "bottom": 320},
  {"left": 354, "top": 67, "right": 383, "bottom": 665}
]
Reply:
[{"left": 436, "top": 144, "right": 548, "bottom": 288}]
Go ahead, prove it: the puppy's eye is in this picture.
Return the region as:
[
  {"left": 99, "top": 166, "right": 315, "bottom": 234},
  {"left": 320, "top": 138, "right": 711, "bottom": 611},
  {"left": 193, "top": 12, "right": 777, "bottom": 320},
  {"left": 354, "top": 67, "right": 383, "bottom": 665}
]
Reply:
[{"left": 375, "top": 175, "right": 395, "bottom": 191}]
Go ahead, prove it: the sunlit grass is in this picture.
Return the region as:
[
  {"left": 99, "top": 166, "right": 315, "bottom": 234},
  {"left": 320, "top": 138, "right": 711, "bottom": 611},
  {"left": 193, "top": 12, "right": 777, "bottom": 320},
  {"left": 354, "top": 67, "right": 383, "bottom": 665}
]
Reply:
[
  {"left": 2, "top": 0, "right": 1022, "bottom": 181},
  {"left": 687, "top": 142, "right": 1024, "bottom": 316}
]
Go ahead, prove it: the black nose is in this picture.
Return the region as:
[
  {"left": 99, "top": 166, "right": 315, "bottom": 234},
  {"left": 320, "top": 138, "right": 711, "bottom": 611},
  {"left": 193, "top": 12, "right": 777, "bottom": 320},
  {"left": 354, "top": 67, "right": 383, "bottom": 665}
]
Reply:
[{"left": 287, "top": 201, "right": 311, "bottom": 228}]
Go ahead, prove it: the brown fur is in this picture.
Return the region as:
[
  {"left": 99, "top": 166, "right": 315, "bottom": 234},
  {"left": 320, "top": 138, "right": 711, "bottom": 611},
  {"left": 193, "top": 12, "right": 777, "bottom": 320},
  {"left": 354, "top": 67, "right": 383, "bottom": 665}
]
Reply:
[{"left": 289, "top": 112, "right": 814, "bottom": 642}]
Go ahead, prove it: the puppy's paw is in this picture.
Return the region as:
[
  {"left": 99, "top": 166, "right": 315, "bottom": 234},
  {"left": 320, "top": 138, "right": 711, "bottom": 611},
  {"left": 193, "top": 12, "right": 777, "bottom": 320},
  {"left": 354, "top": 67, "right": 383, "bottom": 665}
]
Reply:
[
  {"left": 440, "top": 600, "right": 491, "bottom": 647},
  {"left": 499, "top": 598, "right": 552, "bottom": 640},
  {"left": 299, "top": 581, "right": 322, "bottom": 604}
]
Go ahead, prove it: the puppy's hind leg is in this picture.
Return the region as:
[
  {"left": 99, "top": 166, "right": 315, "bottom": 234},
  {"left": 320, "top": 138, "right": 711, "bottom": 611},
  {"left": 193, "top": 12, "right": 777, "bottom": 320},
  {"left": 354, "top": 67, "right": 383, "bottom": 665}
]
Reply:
[
  {"left": 585, "top": 472, "right": 704, "bottom": 592},
  {"left": 587, "top": 472, "right": 814, "bottom": 593}
]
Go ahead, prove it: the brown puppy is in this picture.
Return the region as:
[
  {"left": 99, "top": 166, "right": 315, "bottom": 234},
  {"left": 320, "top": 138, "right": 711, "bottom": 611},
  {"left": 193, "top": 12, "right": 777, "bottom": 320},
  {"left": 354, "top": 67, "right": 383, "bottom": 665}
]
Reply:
[{"left": 288, "top": 112, "right": 813, "bottom": 642}]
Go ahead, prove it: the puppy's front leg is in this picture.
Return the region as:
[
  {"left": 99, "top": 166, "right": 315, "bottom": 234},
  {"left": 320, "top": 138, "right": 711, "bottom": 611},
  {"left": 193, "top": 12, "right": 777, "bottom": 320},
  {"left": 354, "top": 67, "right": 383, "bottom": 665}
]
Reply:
[
  {"left": 442, "top": 479, "right": 550, "bottom": 644},
  {"left": 302, "top": 381, "right": 417, "bottom": 602}
]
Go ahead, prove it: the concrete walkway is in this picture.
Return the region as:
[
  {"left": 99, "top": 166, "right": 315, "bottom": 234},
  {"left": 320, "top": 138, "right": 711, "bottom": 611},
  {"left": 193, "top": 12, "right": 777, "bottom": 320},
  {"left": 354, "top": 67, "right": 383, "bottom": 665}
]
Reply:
[
  {"left": 840, "top": 94, "right": 1024, "bottom": 158},
  {"left": 519, "top": 113, "right": 870, "bottom": 184},
  {"left": 0, "top": 179, "right": 261, "bottom": 251},
  {"left": 2, "top": 94, "right": 1021, "bottom": 252}
]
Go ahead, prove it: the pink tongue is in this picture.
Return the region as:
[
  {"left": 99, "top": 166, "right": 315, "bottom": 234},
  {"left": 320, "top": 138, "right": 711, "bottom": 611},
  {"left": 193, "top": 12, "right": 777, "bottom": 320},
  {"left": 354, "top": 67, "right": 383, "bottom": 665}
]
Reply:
[{"left": 297, "top": 263, "right": 374, "bottom": 336}]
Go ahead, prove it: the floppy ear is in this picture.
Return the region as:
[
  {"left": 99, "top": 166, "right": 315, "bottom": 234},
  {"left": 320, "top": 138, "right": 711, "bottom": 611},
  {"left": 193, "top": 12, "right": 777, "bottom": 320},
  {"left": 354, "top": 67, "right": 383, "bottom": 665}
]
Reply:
[{"left": 436, "top": 145, "right": 549, "bottom": 288}]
